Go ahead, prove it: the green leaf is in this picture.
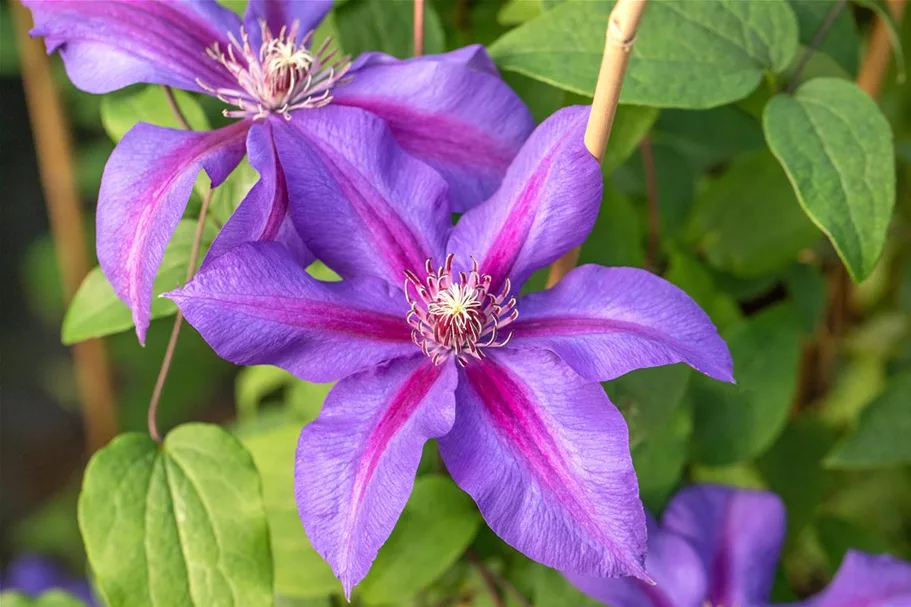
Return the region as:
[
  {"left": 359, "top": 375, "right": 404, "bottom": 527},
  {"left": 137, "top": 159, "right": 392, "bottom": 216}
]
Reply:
[
  {"left": 654, "top": 105, "right": 766, "bottom": 170},
  {"left": 210, "top": 157, "right": 259, "bottom": 227},
  {"left": 605, "top": 364, "right": 690, "bottom": 445},
  {"left": 358, "top": 475, "right": 481, "bottom": 605},
  {"left": 784, "top": 263, "right": 827, "bottom": 334},
  {"left": 78, "top": 424, "right": 273, "bottom": 607},
  {"left": 603, "top": 105, "right": 659, "bottom": 171},
  {"left": 756, "top": 415, "right": 839, "bottom": 540},
  {"left": 578, "top": 184, "right": 644, "bottom": 269},
  {"left": 0, "top": 591, "right": 89, "bottom": 607},
  {"left": 687, "top": 150, "right": 820, "bottom": 278},
  {"left": 241, "top": 423, "right": 341, "bottom": 599},
  {"left": 100, "top": 86, "right": 210, "bottom": 142},
  {"left": 497, "top": 0, "right": 544, "bottom": 25},
  {"left": 236, "top": 365, "right": 299, "bottom": 421},
  {"left": 632, "top": 404, "right": 692, "bottom": 512},
  {"left": 786, "top": 0, "right": 859, "bottom": 77},
  {"left": 532, "top": 564, "right": 600, "bottom": 607},
  {"left": 825, "top": 372, "right": 911, "bottom": 468},
  {"left": 764, "top": 78, "right": 896, "bottom": 281},
  {"left": 816, "top": 515, "right": 892, "bottom": 574},
  {"left": 335, "top": 0, "right": 445, "bottom": 58},
  {"left": 61, "top": 220, "right": 216, "bottom": 344},
  {"left": 489, "top": 0, "right": 799, "bottom": 108},
  {"left": 691, "top": 304, "right": 803, "bottom": 465},
  {"left": 501, "top": 72, "right": 568, "bottom": 124},
  {"left": 664, "top": 251, "right": 742, "bottom": 331}
]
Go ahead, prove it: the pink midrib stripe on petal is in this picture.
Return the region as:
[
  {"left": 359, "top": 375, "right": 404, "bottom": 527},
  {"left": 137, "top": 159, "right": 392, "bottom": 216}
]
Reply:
[
  {"left": 465, "top": 359, "right": 600, "bottom": 536},
  {"left": 258, "top": 135, "right": 289, "bottom": 242},
  {"left": 512, "top": 316, "right": 709, "bottom": 368},
  {"left": 340, "top": 361, "right": 444, "bottom": 576},
  {"left": 336, "top": 97, "right": 516, "bottom": 175},
  {"left": 50, "top": 2, "right": 237, "bottom": 88},
  {"left": 178, "top": 293, "right": 412, "bottom": 342},
  {"left": 124, "top": 123, "right": 249, "bottom": 319},
  {"left": 479, "top": 145, "right": 559, "bottom": 291},
  {"left": 299, "top": 127, "right": 430, "bottom": 281}
]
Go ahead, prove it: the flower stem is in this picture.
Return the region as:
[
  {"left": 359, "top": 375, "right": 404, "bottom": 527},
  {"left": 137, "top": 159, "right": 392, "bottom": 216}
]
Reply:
[
  {"left": 12, "top": 0, "right": 118, "bottom": 453},
  {"left": 465, "top": 549, "right": 504, "bottom": 607},
  {"left": 414, "top": 0, "right": 425, "bottom": 57},
  {"left": 786, "top": 0, "right": 848, "bottom": 93},
  {"left": 546, "top": 0, "right": 649, "bottom": 288},
  {"left": 147, "top": 86, "right": 213, "bottom": 443}
]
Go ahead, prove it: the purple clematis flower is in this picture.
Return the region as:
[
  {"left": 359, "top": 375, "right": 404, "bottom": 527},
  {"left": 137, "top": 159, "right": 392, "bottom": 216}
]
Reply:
[
  {"left": 25, "top": 0, "right": 533, "bottom": 343},
  {"left": 566, "top": 484, "right": 911, "bottom": 607},
  {"left": 165, "top": 106, "right": 734, "bottom": 596},
  {"left": 0, "top": 554, "right": 98, "bottom": 605}
]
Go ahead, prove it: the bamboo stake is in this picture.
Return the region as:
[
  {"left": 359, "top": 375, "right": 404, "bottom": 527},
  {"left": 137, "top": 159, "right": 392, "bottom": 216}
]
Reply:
[
  {"left": 12, "top": 1, "right": 118, "bottom": 453},
  {"left": 414, "top": 0, "right": 425, "bottom": 57},
  {"left": 546, "top": 0, "right": 648, "bottom": 288}
]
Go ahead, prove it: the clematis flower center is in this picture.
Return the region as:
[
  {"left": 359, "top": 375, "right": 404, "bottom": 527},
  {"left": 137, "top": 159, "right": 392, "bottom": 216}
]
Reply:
[
  {"left": 405, "top": 254, "right": 518, "bottom": 366},
  {"left": 198, "top": 20, "right": 351, "bottom": 120}
]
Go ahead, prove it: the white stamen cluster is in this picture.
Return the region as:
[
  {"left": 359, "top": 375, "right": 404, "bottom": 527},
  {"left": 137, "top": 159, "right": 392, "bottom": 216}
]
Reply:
[
  {"left": 198, "top": 20, "right": 351, "bottom": 120},
  {"left": 405, "top": 255, "right": 518, "bottom": 366}
]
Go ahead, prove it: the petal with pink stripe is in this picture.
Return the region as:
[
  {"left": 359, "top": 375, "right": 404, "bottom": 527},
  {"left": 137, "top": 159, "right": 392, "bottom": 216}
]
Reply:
[
  {"left": 336, "top": 46, "right": 533, "bottom": 211},
  {"left": 205, "top": 120, "right": 314, "bottom": 270},
  {"left": 97, "top": 120, "right": 249, "bottom": 343},
  {"left": 24, "top": 0, "right": 242, "bottom": 94},
  {"left": 447, "top": 106, "right": 601, "bottom": 292},
  {"left": 511, "top": 265, "right": 734, "bottom": 383},
  {"left": 296, "top": 356, "right": 458, "bottom": 597},
  {"left": 439, "top": 348, "right": 648, "bottom": 579},
  {"left": 274, "top": 106, "right": 451, "bottom": 287},
  {"left": 166, "top": 242, "right": 416, "bottom": 383}
]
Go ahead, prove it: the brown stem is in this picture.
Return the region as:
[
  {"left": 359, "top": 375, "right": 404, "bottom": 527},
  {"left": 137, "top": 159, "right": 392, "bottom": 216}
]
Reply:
[
  {"left": 857, "top": 0, "right": 907, "bottom": 98},
  {"left": 147, "top": 187, "right": 214, "bottom": 442},
  {"left": 465, "top": 549, "right": 504, "bottom": 607},
  {"left": 786, "top": 0, "right": 849, "bottom": 93},
  {"left": 163, "top": 86, "right": 192, "bottom": 130},
  {"left": 641, "top": 137, "right": 661, "bottom": 272},
  {"left": 147, "top": 85, "right": 212, "bottom": 442},
  {"left": 546, "top": 0, "right": 649, "bottom": 288},
  {"left": 12, "top": 1, "right": 118, "bottom": 453},
  {"left": 414, "top": 0, "right": 425, "bottom": 57}
]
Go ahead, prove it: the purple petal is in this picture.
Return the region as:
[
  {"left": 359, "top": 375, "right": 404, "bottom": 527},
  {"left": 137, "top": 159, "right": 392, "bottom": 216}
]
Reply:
[
  {"left": 97, "top": 121, "right": 248, "bottom": 343},
  {"left": 439, "top": 348, "right": 648, "bottom": 579},
  {"left": 204, "top": 120, "right": 314, "bottom": 270},
  {"left": 510, "top": 265, "right": 734, "bottom": 383},
  {"left": 244, "top": 0, "right": 331, "bottom": 45},
  {"left": 661, "top": 485, "right": 786, "bottom": 607},
  {"left": 273, "top": 106, "right": 450, "bottom": 286},
  {"left": 798, "top": 550, "right": 911, "bottom": 607},
  {"left": 166, "top": 242, "right": 417, "bottom": 382},
  {"left": 350, "top": 44, "right": 499, "bottom": 76},
  {"left": 24, "top": 0, "right": 242, "bottom": 94},
  {"left": 447, "top": 106, "right": 601, "bottom": 292},
  {"left": 296, "top": 356, "right": 457, "bottom": 597},
  {"left": 335, "top": 48, "right": 534, "bottom": 211},
  {"left": 566, "top": 515, "right": 707, "bottom": 607}
]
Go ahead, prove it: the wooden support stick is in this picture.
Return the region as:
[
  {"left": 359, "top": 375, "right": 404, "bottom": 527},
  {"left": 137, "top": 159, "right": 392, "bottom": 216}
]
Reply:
[{"left": 546, "top": 0, "right": 648, "bottom": 288}]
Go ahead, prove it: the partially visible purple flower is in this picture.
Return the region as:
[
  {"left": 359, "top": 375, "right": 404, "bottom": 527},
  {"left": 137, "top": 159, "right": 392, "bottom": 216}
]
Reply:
[
  {"left": 566, "top": 484, "right": 911, "bottom": 607},
  {"left": 25, "top": 0, "right": 534, "bottom": 343},
  {"left": 0, "top": 554, "right": 97, "bottom": 605},
  {"left": 165, "top": 106, "right": 733, "bottom": 596}
]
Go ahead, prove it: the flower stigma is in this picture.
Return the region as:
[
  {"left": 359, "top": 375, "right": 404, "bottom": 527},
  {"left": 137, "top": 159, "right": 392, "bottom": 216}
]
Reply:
[
  {"left": 405, "top": 254, "right": 518, "bottom": 366},
  {"left": 198, "top": 19, "right": 351, "bottom": 120}
]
